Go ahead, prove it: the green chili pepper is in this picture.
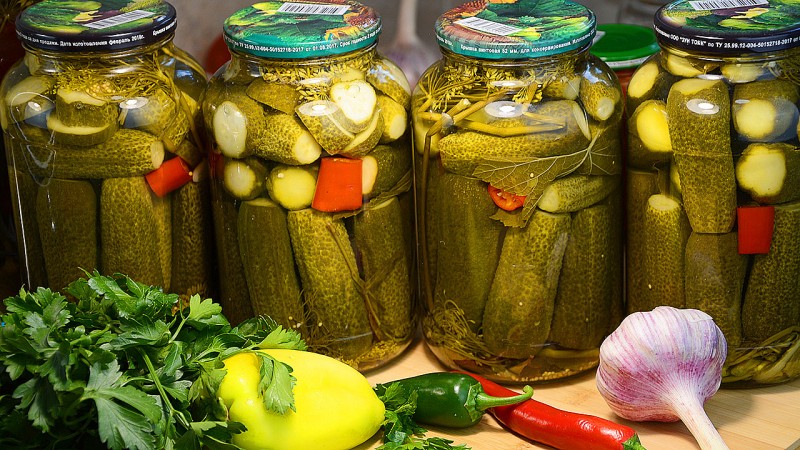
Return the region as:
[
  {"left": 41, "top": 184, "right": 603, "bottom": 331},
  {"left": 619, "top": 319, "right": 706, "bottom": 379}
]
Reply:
[{"left": 375, "top": 372, "right": 534, "bottom": 428}]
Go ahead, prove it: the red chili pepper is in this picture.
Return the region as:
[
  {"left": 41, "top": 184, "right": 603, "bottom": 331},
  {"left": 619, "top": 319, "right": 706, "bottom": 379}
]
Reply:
[
  {"left": 456, "top": 372, "right": 647, "bottom": 450},
  {"left": 487, "top": 184, "right": 526, "bottom": 211},
  {"left": 145, "top": 156, "right": 193, "bottom": 197}
]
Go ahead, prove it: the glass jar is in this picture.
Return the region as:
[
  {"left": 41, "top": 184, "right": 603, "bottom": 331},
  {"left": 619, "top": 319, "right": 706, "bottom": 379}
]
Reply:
[
  {"left": 414, "top": 0, "right": 624, "bottom": 383},
  {"left": 204, "top": 1, "right": 415, "bottom": 370},
  {"left": 1, "top": 0, "right": 212, "bottom": 300},
  {"left": 625, "top": 0, "right": 800, "bottom": 386}
]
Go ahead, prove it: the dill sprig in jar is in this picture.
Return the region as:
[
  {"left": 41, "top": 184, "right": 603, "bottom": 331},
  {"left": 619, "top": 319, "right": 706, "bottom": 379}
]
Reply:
[
  {"left": 204, "top": 0, "right": 415, "bottom": 370},
  {"left": 414, "top": 0, "right": 624, "bottom": 383},
  {"left": 1, "top": 0, "right": 212, "bottom": 299},
  {"left": 625, "top": 0, "right": 800, "bottom": 386}
]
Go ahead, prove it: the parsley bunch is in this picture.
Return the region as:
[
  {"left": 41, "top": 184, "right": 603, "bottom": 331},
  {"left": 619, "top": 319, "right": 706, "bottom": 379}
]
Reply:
[{"left": 0, "top": 272, "right": 306, "bottom": 450}]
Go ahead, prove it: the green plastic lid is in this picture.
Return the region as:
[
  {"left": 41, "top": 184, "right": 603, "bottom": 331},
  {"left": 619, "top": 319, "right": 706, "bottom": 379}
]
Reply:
[
  {"left": 16, "top": 0, "right": 176, "bottom": 53},
  {"left": 223, "top": 1, "right": 381, "bottom": 59},
  {"left": 434, "top": 0, "right": 596, "bottom": 59},
  {"left": 654, "top": 0, "right": 800, "bottom": 54},
  {"left": 591, "top": 23, "right": 659, "bottom": 69}
]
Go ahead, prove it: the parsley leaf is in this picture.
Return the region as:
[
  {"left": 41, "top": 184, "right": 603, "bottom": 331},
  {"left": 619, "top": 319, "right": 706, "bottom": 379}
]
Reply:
[
  {"left": 0, "top": 272, "right": 308, "bottom": 450},
  {"left": 376, "top": 383, "right": 471, "bottom": 450}
]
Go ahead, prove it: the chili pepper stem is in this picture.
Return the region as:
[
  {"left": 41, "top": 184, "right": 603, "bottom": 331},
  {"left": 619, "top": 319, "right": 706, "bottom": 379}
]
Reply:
[
  {"left": 476, "top": 385, "right": 534, "bottom": 410},
  {"left": 623, "top": 435, "right": 648, "bottom": 450}
]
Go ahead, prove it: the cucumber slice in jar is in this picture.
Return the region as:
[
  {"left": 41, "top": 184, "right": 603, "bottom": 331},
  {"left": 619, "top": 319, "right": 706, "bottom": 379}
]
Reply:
[
  {"left": 329, "top": 79, "right": 378, "bottom": 133},
  {"left": 266, "top": 164, "right": 318, "bottom": 210}
]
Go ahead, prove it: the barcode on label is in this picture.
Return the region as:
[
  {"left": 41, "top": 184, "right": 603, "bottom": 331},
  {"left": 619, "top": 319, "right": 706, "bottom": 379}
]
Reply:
[
  {"left": 278, "top": 2, "right": 350, "bottom": 15},
  {"left": 84, "top": 10, "right": 155, "bottom": 29},
  {"left": 688, "top": 0, "right": 767, "bottom": 10},
  {"left": 455, "top": 17, "right": 521, "bottom": 36}
]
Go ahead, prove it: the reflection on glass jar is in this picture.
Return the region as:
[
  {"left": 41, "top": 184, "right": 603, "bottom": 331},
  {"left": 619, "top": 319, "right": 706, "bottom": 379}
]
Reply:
[
  {"left": 625, "top": 0, "right": 800, "bottom": 386},
  {"left": 204, "top": 1, "right": 415, "bottom": 370},
  {"left": 0, "top": 0, "right": 212, "bottom": 300},
  {"left": 414, "top": 0, "right": 624, "bottom": 383}
]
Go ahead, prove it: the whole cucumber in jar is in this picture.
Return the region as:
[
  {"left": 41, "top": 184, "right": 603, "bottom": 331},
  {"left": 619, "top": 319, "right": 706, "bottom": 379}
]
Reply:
[
  {"left": 414, "top": 0, "right": 623, "bottom": 383},
  {"left": 624, "top": 0, "right": 800, "bottom": 386},
  {"left": 1, "top": 0, "right": 213, "bottom": 301},
  {"left": 205, "top": 1, "right": 415, "bottom": 370}
]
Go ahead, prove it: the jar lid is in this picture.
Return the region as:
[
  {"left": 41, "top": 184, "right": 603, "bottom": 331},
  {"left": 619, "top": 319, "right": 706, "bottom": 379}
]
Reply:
[
  {"left": 654, "top": 0, "right": 800, "bottom": 54},
  {"left": 223, "top": 1, "right": 381, "bottom": 59},
  {"left": 591, "top": 23, "right": 659, "bottom": 69},
  {"left": 16, "top": 0, "right": 177, "bottom": 53},
  {"left": 434, "top": 0, "right": 596, "bottom": 59}
]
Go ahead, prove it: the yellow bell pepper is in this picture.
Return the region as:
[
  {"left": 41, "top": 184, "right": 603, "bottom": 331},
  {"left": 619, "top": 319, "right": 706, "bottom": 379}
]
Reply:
[{"left": 217, "top": 349, "right": 385, "bottom": 450}]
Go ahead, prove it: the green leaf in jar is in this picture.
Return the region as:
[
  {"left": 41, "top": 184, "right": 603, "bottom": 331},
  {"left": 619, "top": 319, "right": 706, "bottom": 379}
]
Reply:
[{"left": 472, "top": 137, "right": 598, "bottom": 228}]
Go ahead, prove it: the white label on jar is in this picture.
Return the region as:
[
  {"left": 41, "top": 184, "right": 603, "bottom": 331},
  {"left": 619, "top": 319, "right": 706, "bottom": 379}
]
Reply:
[
  {"left": 455, "top": 17, "right": 521, "bottom": 36},
  {"left": 688, "top": 0, "right": 768, "bottom": 11},
  {"left": 84, "top": 10, "right": 155, "bottom": 29},
  {"left": 278, "top": 2, "right": 350, "bottom": 15}
]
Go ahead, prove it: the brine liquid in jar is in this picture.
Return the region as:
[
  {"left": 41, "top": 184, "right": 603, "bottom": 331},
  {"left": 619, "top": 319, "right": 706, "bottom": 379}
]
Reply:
[
  {"left": 414, "top": 0, "right": 624, "bottom": 383},
  {"left": 204, "top": 0, "right": 416, "bottom": 370},
  {"left": 625, "top": 0, "right": 800, "bottom": 386}
]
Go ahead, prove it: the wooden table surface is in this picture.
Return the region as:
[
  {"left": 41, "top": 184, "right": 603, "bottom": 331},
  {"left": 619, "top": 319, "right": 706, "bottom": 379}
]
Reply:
[{"left": 357, "top": 339, "right": 800, "bottom": 450}]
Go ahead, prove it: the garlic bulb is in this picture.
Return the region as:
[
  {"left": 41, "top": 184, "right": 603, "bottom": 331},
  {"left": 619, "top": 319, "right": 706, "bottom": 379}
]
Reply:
[{"left": 596, "top": 306, "right": 729, "bottom": 450}]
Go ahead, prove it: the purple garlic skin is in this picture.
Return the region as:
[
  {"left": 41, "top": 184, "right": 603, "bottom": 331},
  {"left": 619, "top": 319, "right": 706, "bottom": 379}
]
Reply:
[{"left": 596, "top": 306, "right": 727, "bottom": 422}]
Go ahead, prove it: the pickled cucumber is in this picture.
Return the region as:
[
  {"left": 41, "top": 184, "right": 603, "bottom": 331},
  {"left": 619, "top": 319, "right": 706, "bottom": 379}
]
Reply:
[
  {"left": 211, "top": 94, "right": 263, "bottom": 158},
  {"left": 354, "top": 197, "right": 413, "bottom": 340},
  {"left": 433, "top": 174, "right": 503, "bottom": 332},
  {"left": 54, "top": 88, "right": 117, "bottom": 128},
  {"left": 253, "top": 111, "right": 322, "bottom": 165},
  {"left": 238, "top": 198, "right": 306, "bottom": 333},
  {"left": 34, "top": 179, "right": 96, "bottom": 290},
  {"left": 742, "top": 201, "right": 800, "bottom": 342},
  {"left": 41, "top": 128, "right": 164, "bottom": 179},
  {"left": 366, "top": 57, "right": 412, "bottom": 109},
  {"left": 212, "top": 91, "right": 321, "bottom": 164},
  {"left": 100, "top": 177, "right": 163, "bottom": 287},
  {"left": 721, "top": 62, "right": 767, "bottom": 83},
  {"left": 287, "top": 208, "right": 372, "bottom": 359},
  {"left": 340, "top": 112, "right": 383, "bottom": 157},
  {"left": 625, "top": 169, "right": 668, "bottom": 313},
  {"left": 121, "top": 88, "right": 188, "bottom": 146},
  {"left": 549, "top": 200, "right": 620, "bottom": 350},
  {"left": 222, "top": 156, "right": 268, "bottom": 201},
  {"left": 736, "top": 142, "right": 800, "bottom": 204},
  {"left": 211, "top": 194, "right": 252, "bottom": 325},
  {"left": 626, "top": 58, "right": 675, "bottom": 113},
  {"left": 733, "top": 80, "right": 799, "bottom": 142},
  {"left": 439, "top": 100, "right": 590, "bottom": 176},
  {"left": 152, "top": 193, "right": 172, "bottom": 292},
  {"left": 362, "top": 144, "right": 412, "bottom": 198},
  {"left": 171, "top": 177, "right": 213, "bottom": 297},
  {"left": 8, "top": 168, "right": 47, "bottom": 287},
  {"left": 482, "top": 210, "right": 571, "bottom": 358},
  {"left": 266, "top": 164, "right": 318, "bottom": 211},
  {"left": 631, "top": 194, "right": 690, "bottom": 313},
  {"left": 329, "top": 79, "right": 378, "bottom": 132},
  {"left": 684, "top": 232, "right": 747, "bottom": 350},
  {"left": 295, "top": 100, "right": 355, "bottom": 154},
  {"left": 537, "top": 174, "right": 619, "bottom": 213},
  {"left": 246, "top": 78, "right": 300, "bottom": 114},
  {"left": 47, "top": 113, "right": 117, "bottom": 147},
  {"left": 579, "top": 61, "right": 621, "bottom": 121},
  {"left": 628, "top": 99, "right": 672, "bottom": 169},
  {"left": 543, "top": 74, "right": 581, "bottom": 100},
  {"left": 667, "top": 78, "right": 736, "bottom": 233},
  {"left": 376, "top": 95, "right": 407, "bottom": 144}
]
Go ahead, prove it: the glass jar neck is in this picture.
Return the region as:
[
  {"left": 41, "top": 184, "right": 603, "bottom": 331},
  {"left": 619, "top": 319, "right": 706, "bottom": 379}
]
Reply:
[
  {"left": 659, "top": 42, "right": 800, "bottom": 64},
  {"left": 226, "top": 43, "right": 377, "bottom": 78},
  {"left": 438, "top": 45, "right": 589, "bottom": 73},
  {"left": 24, "top": 35, "right": 176, "bottom": 69}
]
